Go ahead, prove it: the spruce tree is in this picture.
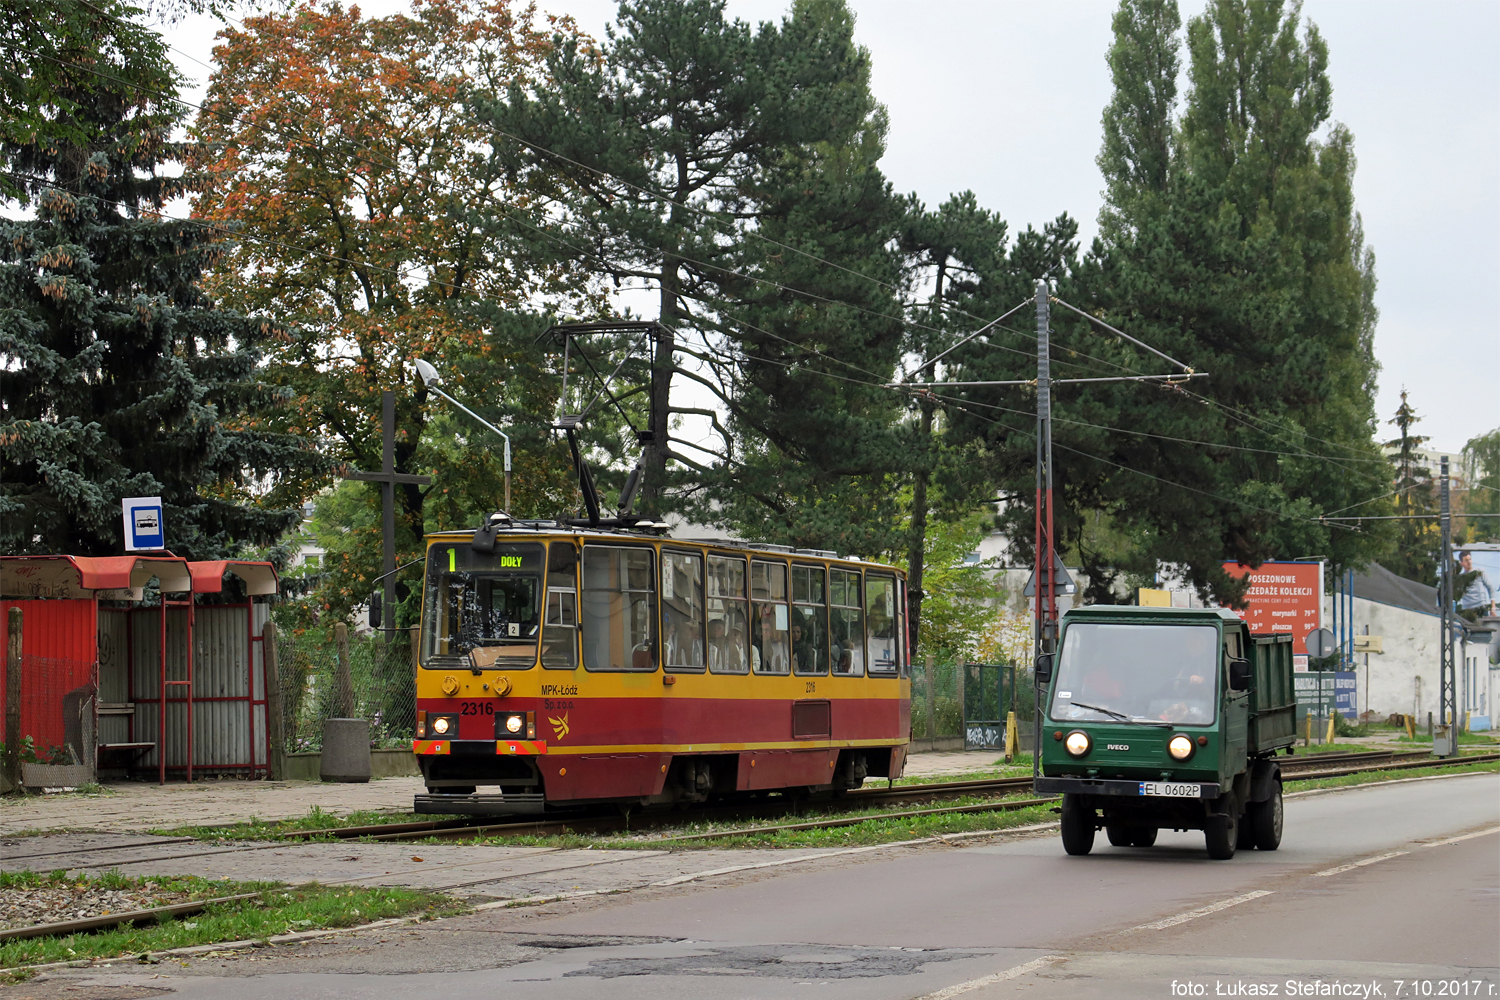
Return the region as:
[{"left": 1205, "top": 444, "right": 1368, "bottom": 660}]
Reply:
[{"left": 0, "top": 0, "right": 316, "bottom": 557}]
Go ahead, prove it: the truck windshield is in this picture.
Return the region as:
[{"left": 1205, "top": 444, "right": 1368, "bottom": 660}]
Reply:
[
  {"left": 1049, "top": 623, "right": 1218, "bottom": 726},
  {"left": 422, "top": 542, "right": 545, "bottom": 669}
]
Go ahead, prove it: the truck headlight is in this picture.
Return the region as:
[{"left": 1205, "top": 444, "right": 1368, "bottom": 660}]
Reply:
[
  {"left": 1064, "top": 731, "right": 1091, "bottom": 757},
  {"left": 1168, "top": 734, "right": 1194, "bottom": 760}
]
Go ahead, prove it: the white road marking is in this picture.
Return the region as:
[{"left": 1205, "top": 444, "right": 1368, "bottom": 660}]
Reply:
[
  {"left": 1420, "top": 825, "right": 1500, "bottom": 847},
  {"left": 1125, "top": 889, "right": 1273, "bottom": 932},
  {"left": 1310, "top": 850, "right": 1407, "bottom": 877},
  {"left": 911, "top": 955, "right": 1062, "bottom": 1000}
]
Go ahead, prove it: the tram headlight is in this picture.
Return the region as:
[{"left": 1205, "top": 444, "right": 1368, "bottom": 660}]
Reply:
[
  {"left": 504, "top": 714, "right": 524, "bottom": 734},
  {"left": 431, "top": 716, "right": 452, "bottom": 735},
  {"left": 1168, "top": 734, "right": 1195, "bottom": 761},
  {"left": 1064, "top": 731, "right": 1091, "bottom": 758}
]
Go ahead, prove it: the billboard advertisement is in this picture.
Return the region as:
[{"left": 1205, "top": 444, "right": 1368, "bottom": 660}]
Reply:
[{"left": 1221, "top": 560, "right": 1323, "bottom": 655}]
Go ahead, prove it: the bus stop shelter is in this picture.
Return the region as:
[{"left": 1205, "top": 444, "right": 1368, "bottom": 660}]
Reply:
[{"left": 1, "top": 554, "right": 277, "bottom": 785}]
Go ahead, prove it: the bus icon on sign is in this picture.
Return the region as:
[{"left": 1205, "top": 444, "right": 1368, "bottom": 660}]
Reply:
[{"left": 122, "top": 496, "right": 164, "bottom": 551}]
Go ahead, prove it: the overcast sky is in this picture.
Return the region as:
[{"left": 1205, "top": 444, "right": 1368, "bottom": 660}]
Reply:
[{"left": 161, "top": 0, "right": 1499, "bottom": 454}]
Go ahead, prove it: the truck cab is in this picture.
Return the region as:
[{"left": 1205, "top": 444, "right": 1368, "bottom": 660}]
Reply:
[{"left": 1033, "top": 605, "right": 1295, "bottom": 859}]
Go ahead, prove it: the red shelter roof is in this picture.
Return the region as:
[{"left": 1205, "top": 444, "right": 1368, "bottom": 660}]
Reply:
[{"left": 0, "top": 555, "right": 277, "bottom": 600}]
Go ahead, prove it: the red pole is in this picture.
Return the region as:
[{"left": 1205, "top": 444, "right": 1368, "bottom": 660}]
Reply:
[{"left": 158, "top": 597, "right": 166, "bottom": 785}]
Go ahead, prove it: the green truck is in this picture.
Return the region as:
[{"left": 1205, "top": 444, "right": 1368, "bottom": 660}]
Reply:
[{"left": 1033, "top": 605, "right": 1297, "bottom": 859}]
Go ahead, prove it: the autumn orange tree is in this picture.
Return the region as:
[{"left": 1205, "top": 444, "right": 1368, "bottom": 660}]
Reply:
[{"left": 193, "top": 0, "right": 593, "bottom": 617}]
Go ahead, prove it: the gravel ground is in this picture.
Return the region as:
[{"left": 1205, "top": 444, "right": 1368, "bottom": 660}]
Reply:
[{"left": 0, "top": 883, "right": 190, "bottom": 931}]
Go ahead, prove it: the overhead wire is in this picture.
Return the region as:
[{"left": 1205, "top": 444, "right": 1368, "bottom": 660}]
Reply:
[{"left": 13, "top": 27, "right": 1404, "bottom": 511}]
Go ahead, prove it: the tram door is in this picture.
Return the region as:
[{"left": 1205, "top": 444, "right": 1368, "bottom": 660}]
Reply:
[{"left": 579, "top": 544, "right": 662, "bottom": 750}]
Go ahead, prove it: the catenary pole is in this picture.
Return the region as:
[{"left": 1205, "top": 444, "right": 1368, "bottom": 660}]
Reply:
[
  {"left": 1438, "top": 456, "right": 1456, "bottom": 755},
  {"left": 1033, "top": 279, "right": 1056, "bottom": 779}
]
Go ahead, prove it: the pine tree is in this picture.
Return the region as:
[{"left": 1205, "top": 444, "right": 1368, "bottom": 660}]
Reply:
[
  {"left": 476, "top": 0, "right": 906, "bottom": 520},
  {"left": 0, "top": 0, "right": 316, "bottom": 557},
  {"left": 1385, "top": 390, "right": 1435, "bottom": 582}
]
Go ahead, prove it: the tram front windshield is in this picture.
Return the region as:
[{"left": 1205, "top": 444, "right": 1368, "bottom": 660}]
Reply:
[
  {"left": 1048, "top": 623, "right": 1219, "bottom": 725},
  {"left": 422, "top": 542, "right": 544, "bottom": 668}
]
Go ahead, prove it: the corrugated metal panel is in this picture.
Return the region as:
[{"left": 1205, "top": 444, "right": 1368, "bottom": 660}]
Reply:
[
  {"left": 195, "top": 607, "right": 249, "bottom": 699},
  {"left": 0, "top": 599, "right": 97, "bottom": 663},
  {"left": 97, "top": 610, "right": 129, "bottom": 703},
  {"left": 126, "top": 603, "right": 268, "bottom": 773},
  {"left": 1, "top": 599, "right": 97, "bottom": 752},
  {"left": 130, "top": 606, "right": 190, "bottom": 769}
]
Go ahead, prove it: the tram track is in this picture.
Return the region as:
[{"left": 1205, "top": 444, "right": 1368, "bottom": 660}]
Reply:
[
  {"left": 280, "top": 747, "right": 1470, "bottom": 844},
  {"left": 6, "top": 749, "right": 1484, "bottom": 868}
]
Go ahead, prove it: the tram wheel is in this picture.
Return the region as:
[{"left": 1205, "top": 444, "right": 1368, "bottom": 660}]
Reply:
[
  {"left": 1250, "top": 783, "right": 1283, "bottom": 851},
  {"left": 1060, "top": 794, "right": 1095, "bottom": 856},
  {"left": 1204, "top": 812, "right": 1238, "bottom": 860}
]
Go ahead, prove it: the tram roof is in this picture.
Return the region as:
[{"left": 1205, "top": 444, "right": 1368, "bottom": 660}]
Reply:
[{"left": 423, "top": 520, "right": 892, "bottom": 569}]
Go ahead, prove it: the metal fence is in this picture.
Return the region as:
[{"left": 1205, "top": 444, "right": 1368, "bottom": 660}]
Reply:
[
  {"left": 274, "top": 627, "right": 416, "bottom": 753},
  {"left": 3, "top": 654, "right": 97, "bottom": 766},
  {"left": 910, "top": 657, "right": 1037, "bottom": 749}
]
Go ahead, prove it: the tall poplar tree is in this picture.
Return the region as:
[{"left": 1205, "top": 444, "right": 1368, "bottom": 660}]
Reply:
[{"left": 947, "top": 0, "right": 1390, "bottom": 606}]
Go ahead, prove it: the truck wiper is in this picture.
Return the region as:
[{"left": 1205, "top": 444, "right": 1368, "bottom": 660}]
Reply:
[
  {"left": 1068, "top": 700, "right": 1171, "bottom": 726},
  {"left": 1068, "top": 700, "right": 1130, "bottom": 721}
]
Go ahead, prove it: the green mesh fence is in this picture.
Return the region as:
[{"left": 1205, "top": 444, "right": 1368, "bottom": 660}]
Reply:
[{"left": 276, "top": 629, "right": 416, "bottom": 753}]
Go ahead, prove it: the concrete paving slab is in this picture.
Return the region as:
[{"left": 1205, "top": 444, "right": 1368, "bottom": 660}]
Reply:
[
  {"left": 0, "top": 748, "right": 1001, "bottom": 836},
  {"left": 0, "top": 776, "right": 428, "bottom": 836}
]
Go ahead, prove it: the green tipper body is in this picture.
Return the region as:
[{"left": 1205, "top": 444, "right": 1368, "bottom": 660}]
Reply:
[{"left": 1035, "top": 605, "right": 1296, "bottom": 843}]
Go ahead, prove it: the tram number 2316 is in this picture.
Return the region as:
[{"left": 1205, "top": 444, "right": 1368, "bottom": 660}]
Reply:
[{"left": 459, "top": 701, "right": 495, "bottom": 716}]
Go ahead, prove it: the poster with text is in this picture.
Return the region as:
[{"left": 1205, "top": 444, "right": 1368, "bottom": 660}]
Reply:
[{"left": 1221, "top": 560, "right": 1323, "bottom": 655}]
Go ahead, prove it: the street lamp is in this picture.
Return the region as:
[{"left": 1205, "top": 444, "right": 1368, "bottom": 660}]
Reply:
[{"left": 414, "top": 359, "right": 512, "bottom": 512}]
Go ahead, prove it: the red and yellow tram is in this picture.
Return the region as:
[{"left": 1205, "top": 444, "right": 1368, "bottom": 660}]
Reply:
[{"left": 411, "top": 520, "right": 912, "bottom": 814}]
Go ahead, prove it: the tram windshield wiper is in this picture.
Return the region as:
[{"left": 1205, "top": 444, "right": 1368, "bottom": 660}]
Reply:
[{"left": 1068, "top": 700, "right": 1171, "bottom": 727}]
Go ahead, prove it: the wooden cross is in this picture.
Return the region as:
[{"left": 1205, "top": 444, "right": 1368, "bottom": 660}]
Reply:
[{"left": 340, "top": 391, "right": 432, "bottom": 639}]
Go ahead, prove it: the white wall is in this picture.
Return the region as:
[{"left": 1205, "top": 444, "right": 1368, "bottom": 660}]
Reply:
[{"left": 1337, "top": 595, "right": 1494, "bottom": 727}]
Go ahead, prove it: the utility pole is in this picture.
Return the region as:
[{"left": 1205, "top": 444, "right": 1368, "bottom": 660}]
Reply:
[
  {"left": 1438, "top": 456, "right": 1457, "bottom": 756},
  {"left": 341, "top": 391, "right": 433, "bottom": 642},
  {"left": 1033, "top": 279, "right": 1057, "bottom": 777}
]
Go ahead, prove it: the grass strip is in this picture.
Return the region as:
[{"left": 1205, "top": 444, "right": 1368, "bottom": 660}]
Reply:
[
  {"left": 152, "top": 805, "right": 461, "bottom": 842},
  {"left": 0, "top": 871, "right": 461, "bottom": 972},
  {"left": 1284, "top": 758, "right": 1500, "bottom": 792}
]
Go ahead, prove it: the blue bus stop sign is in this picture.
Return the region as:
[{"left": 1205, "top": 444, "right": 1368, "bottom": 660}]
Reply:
[{"left": 122, "top": 496, "right": 164, "bottom": 551}]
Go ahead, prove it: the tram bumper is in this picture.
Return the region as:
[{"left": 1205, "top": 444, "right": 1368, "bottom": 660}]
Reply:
[{"left": 414, "top": 792, "right": 547, "bottom": 816}]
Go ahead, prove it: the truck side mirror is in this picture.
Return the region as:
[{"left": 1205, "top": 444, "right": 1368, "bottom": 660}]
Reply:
[
  {"left": 1034, "top": 653, "right": 1054, "bottom": 684},
  {"left": 369, "top": 590, "right": 382, "bottom": 629},
  {"left": 1229, "top": 656, "right": 1250, "bottom": 691}
]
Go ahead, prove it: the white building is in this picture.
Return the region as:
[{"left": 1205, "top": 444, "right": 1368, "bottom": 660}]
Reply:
[{"left": 1338, "top": 562, "right": 1497, "bottom": 730}]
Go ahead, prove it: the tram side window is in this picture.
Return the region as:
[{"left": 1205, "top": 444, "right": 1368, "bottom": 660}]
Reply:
[
  {"left": 829, "top": 568, "right": 864, "bottom": 676},
  {"left": 791, "top": 564, "right": 827, "bottom": 676},
  {"left": 662, "top": 550, "right": 706, "bottom": 672},
  {"left": 581, "top": 546, "right": 656, "bottom": 671},
  {"left": 542, "top": 542, "right": 578, "bottom": 670},
  {"left": 751, "top": 560, "right": 790, "bottom": 674},
  {"left": 896, "top": 579, "right": 909, "bottom": 678},
  {"left": 706, "top": 554, "right": 749, "bottom": 674},
  {"left": 865, "top": 572, "right": 898, "bottom": 675}
]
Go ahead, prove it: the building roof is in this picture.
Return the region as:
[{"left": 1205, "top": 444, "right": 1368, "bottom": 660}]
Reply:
[
  {"left": 0, "top": 554, "right": 276, "bottom": 600},
  {"left": 1353, "top": 562, "right": 1437, "bottom": 617}
]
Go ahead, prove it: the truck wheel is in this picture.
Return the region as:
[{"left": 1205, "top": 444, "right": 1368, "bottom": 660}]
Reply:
[
  {"left": 1236, "top": 816, "right": 1256, "bottom": 850},
  {"left": 1060, "top": 794, "right": 1095, "bottom": 856},
  {"left": 1130, "top": 827, "right": 1157, "bottom": 847},
  {"left": 1106, "top": 825, "right": 1133, "bottom": 847},
  {"left": 1204, "top": 813, "right": 1238, "bottom": 859},
  {"left": 1250, "top": 783, "right": 1283, "bottom": 851}
]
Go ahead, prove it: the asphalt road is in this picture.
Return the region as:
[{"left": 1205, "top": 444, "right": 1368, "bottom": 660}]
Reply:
[{"left": 10, "top": 772, "right": 1498, "bottom": 1000}]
